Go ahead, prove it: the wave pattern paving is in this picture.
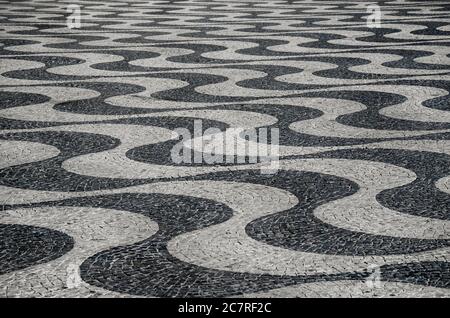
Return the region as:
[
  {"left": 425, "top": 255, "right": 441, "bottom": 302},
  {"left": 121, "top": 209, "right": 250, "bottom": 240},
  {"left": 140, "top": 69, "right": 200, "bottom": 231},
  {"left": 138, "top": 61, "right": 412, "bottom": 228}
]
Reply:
[{"left": 0, "top": 0, "right": 450, "bottom": 297}]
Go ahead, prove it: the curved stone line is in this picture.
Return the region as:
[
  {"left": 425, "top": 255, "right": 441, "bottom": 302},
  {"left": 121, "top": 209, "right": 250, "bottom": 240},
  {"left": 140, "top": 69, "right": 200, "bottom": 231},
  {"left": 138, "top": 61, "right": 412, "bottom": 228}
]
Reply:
[
  {"left": 287, "top": 159, "right": 448, "bottom": 240},
  {"left": 90, "top": 49, "right": 164, "bottom": 72},
  {"left": 4, "top": 162, "right": 448, "bottom": 257},
  {"left": 6, "top": 83, "right": 448, "bottom": 144},
  {"left": 4, "top": 183, "right": 421, "bottom": 298},
  {"left": 256, "top": 54, "right": 449, "bottom": 84},
  {"left": 0, "top": 130, "right": 130, "bottom": 192},
  {"left": 0, "top": 112, "right": 271, "bottom": 182},
  {"left": 0, "top": 139, "right": 60, "bottom": 169},
  {"left": 3, "top": 113, "right": 446, "bottom": 189},
  {"left": 159, "top": 177, "right": 448, "bottom": 276},
  {"left": 366, "top": 79, "right": 450, "bottom": 112},
  {"left": 3, "top": 86, "right": 446, "bottom": 141},
  {"left": 316, "top": 90, "right": 450, "bottom": 131},
  {"left": 0, "top": 38, "right": 39, "bottom": 56},
  {"left": 2, "top": 55, "right": 91, "bottom": 81},
  {"left": 0, "top": 206, "right": 157, "bottom": 297},
  {"left": 300, "top": 147, "right": 450, "bottom": 220},
  {"left": 0, "top": 81, "right": 188, "bottom": 128},
  {"left": 241, "top": 280, "right": 450, "bottom": 298},
  {"left": 128, "top": 125, "right": 450, "bottom": 171},
  {"left": 238, "top": 170, "right": 450, "bottom": 255},
  {"left": 0, "top": 121, "right": 245, "bottom": 190},
  {"left": 0, "top": 224, "right": 74, "bottom": 275},
  {"left": 63, "top": 187, "right": 447, "bottom": 296},
  {"left": 2, "top": 77, "right": 447, "bottom": 128},
  {"left": 2, "top": 0, "right": 450, "bottom": 298},
  {"left": 124, "top": 103, "right": 450, "bottom": 169},
  {"left": 0, "top": 91, "right": 49, "bottom": 110}
]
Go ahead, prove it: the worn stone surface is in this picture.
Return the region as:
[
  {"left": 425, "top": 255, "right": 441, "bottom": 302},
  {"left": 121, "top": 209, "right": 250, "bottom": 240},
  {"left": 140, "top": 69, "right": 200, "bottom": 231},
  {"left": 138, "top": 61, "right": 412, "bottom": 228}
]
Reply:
[{"left": 0, "top": 0, "right": 449, "bottom": 298}]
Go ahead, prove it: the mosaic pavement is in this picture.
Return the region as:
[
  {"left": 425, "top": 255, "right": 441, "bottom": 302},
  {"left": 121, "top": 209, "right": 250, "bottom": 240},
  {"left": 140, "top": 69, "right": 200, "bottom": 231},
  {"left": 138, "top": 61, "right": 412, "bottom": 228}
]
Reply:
[{"left": 1, "top": 0, "right": 450, "bottom": 298}]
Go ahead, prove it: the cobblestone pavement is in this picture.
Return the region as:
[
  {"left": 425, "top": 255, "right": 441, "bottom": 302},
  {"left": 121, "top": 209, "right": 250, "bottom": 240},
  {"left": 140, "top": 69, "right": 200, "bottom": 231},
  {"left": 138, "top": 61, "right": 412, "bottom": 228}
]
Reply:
[{"left": 1, "top": 0, "right": 450, "bottom": 298}]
